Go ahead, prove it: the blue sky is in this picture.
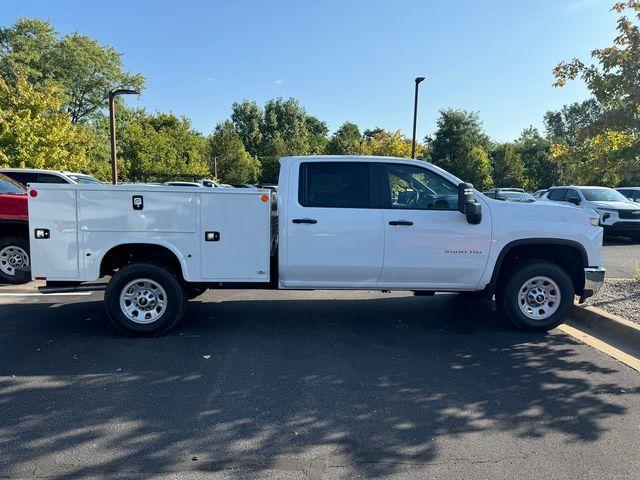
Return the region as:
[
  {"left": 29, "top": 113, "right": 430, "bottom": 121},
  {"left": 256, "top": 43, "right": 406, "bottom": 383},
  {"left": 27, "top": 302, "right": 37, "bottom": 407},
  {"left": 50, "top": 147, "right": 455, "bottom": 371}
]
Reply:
[{"left": 1, "top": 0, "right": 616, "bottom": 141}]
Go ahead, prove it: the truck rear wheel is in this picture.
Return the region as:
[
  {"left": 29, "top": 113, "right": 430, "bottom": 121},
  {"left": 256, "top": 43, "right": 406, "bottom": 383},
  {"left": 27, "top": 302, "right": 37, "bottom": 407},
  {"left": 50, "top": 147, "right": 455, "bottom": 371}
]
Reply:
[
  {"left": 104, "top": 263, "right": 186, "bottom": 336},
  {"left": 0, "top": 236, "right": 30, "bottom": 284},
  {"left": 496, "top": 259, "right": 574, "bottom": 332}
]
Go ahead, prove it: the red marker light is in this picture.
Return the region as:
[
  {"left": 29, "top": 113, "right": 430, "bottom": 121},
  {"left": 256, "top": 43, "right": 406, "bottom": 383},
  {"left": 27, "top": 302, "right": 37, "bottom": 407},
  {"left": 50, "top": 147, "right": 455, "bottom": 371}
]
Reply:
[
  {"left": 29, "top": 190, "right": 38, "bottom": 198},
  {"left": 261, "top": 194, "right": 269, "bottom": 202}
]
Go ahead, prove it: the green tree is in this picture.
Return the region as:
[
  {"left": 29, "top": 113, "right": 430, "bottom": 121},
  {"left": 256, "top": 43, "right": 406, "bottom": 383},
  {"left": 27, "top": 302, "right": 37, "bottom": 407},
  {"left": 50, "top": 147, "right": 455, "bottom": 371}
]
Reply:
[
  {"left": 428, "top": 109, "right": 493, "bottom": 189},
  {"left": 100, "top": 110, "right": 210, "bottom": 183},
  {"left": 305, "top": 115, "right": 329, "bottom": 154},
  {"left": 326, "top": 122, "right": 365, "bottom": 155},
  {"left": 491, "top": 143, "right": 526, "bottom": 188},
  {"left": 362, "top": 128, "right": 425, "bottom": 158},
  {"left": 544, "top": 99, "right": 604, "bottom": 147},
  {"left": 207, "top": 120, "right": 260, "bottom": 184},
  {"left": 0, "top": 75, "right": 90, "bottom": 171},
  {"left": 231, "top": 100, "right": 263, "bottom": 158},
  {"left": 0, "top": 18, "right": 144, "bottom": 123},
  {"left": 551, "top": 1, "right": 640, "bottom": 185},
  {"left": 514, "top": 127, "right": 556, "bottom": 190}
]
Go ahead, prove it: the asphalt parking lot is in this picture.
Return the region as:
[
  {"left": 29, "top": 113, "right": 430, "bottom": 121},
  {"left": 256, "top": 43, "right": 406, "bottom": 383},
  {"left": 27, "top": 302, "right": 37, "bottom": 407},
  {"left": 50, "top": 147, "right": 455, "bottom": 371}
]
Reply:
[
  {"left": 603, "top": 237, "right": 640, "bottom": 278},
  {"left": 1, "top": 288, "right": 639, "bottom": 479}
]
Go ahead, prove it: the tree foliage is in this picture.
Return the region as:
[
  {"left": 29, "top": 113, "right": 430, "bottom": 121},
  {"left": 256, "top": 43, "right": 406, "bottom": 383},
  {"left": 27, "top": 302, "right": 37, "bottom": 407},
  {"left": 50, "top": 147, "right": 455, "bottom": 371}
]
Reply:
[
  {"left": 0, "top": 75, "right": 90, "bottom": 171},
  {"left": 551, "top": 0, "right": 640, "bottom": 185},
  {"left": 428, "top": 109, "right": 493, "bottom": 189},
  {"left": 491, "top": 143, "right": 526, "bottom": 188},
  {"left": 207, "top": 120, "right": 260, "bottom": 184},
  {"left": 0, "top": 18, "right": 144, "bottom": 124}
]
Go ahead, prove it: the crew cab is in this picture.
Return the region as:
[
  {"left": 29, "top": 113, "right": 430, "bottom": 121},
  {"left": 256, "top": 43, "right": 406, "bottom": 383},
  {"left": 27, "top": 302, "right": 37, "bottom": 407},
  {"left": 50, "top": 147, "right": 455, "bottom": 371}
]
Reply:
[
  {"left": 25, "top": 156, "right": 605, "bottom": 335},
  {"left": 0, "top": 173, "right": 29, "bottom": 284}
]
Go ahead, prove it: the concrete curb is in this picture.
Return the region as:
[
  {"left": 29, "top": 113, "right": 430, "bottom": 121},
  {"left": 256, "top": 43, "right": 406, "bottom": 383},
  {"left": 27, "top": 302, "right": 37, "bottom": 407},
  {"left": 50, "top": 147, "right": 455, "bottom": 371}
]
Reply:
[{"left": 570, "top": 304, "right": 640, "bottom": 344}]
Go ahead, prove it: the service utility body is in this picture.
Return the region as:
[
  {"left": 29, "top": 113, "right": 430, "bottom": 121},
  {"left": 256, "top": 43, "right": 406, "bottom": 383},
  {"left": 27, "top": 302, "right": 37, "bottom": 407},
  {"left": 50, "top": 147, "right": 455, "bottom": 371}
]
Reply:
[{"left": 24, "top": 156, "right": 605, "bottom": 335}]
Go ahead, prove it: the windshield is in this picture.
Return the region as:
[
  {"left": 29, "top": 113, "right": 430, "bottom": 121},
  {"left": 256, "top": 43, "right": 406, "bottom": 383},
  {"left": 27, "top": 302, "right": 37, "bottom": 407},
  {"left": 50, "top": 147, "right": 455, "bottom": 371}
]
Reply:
[
  {"left": 581, "top": 188, "right": 628, "bottom": 202},
  {"left": 499, "top": 191, "right": 536, "bottom": 202},
  {"left": 68, "top": 174, "right": 102, "bottom": 185},
  {"left": 0, "top": 174, "right": 26, "bottom": 194}
]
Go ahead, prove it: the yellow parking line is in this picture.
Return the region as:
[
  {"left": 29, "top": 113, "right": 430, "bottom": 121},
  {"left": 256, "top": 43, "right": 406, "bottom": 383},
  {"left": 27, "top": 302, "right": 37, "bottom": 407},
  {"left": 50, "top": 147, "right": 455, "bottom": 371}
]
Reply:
[{"left": 558, "top": 323, "right": 640, "bottom": 373}]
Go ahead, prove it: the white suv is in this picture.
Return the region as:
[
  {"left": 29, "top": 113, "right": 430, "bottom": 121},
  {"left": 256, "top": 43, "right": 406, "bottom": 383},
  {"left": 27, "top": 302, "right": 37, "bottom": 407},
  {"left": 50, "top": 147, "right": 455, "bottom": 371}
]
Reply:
[
  {"left": 543, "top": 186, "right": 640, "bottom": 240},
  {"left": 0, "top": 169, "right": 102, "bottom": 187}
]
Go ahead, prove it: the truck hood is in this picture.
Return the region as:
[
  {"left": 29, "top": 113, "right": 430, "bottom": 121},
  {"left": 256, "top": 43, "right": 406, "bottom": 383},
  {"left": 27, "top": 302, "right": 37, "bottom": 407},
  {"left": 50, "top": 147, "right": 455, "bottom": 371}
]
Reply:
[
  {"left": 590, "top": 201, "right": 640, "bottom": 211},
  {"left": 486, "top": 196, "right": 593, "bottom": 222}
]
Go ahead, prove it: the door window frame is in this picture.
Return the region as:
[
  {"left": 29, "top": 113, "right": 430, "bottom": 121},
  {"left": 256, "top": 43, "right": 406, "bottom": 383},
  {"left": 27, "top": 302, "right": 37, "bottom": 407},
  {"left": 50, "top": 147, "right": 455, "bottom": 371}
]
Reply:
[
  {"left": 380, "top": 162, "right": 459, "bottom": 211},
  {"left": 297, "top": 161, "right": 381, "bottom": 209}
]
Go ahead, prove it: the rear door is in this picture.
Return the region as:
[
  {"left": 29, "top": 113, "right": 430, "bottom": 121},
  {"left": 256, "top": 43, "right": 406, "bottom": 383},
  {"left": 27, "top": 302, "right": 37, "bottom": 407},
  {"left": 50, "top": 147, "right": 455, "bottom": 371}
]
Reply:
[
  {"left": 283, "top": 161, "right": 384, "bottom": 287},
  {"left": 378, "top": 162, "right": 491, "bottom": 289}
]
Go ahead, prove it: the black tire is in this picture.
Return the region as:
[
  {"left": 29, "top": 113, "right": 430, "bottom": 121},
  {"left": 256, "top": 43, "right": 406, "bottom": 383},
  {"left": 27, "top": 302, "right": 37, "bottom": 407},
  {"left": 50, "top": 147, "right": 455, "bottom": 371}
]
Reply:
[
  {"left": 104, "top": 263, "right": 186, "bottom": 336},
  {"left": 495, "top": 259, "right": 574, "bottom": 332},
  {"left": 0, "top": 235, "right": 30, "bottom": 284}
]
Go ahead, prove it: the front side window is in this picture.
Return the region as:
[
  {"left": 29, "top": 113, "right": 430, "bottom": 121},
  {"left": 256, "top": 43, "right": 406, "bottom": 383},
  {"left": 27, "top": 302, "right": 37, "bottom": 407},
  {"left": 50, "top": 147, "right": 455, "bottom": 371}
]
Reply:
[
  {"left": 298, "top": 162, "right": 370, "bottom": 208},
  {"left": 547, "top": 189, "right": 567, "bottom": 201},
  {"left": 565, "top": 189, "right": 581, "bottom": 203},
  {"left": 385, "top": 164, "right": 458, "bottom": 210}
]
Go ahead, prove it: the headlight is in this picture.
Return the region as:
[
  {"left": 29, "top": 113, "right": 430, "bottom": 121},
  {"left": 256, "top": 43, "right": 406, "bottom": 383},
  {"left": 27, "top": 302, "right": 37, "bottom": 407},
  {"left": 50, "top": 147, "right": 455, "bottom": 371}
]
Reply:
[{"left": 589, "top": 217, "right": 600, "bottom": 226}]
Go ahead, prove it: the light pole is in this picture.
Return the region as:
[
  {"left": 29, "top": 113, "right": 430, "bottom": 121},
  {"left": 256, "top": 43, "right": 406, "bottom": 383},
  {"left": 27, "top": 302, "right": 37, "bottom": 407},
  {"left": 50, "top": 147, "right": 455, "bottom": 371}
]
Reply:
[
  {"left": 108, "top": 88, "right": 140, "bottom": 185},
  {"left": 411, "top": 76, "right": 425, "bottom": 159}
]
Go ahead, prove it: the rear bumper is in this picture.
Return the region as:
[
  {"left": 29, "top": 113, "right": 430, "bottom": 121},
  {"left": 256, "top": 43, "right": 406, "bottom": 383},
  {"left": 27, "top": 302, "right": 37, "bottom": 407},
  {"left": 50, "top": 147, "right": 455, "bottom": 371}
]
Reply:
[{"left": 580, "top": 266, "right": 606, "bottom": 303}]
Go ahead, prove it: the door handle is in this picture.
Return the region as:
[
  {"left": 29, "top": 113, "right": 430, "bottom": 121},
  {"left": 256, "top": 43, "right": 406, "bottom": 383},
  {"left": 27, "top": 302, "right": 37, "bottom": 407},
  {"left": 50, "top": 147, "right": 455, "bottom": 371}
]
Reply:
[
  {"left": 292, "top": 218, "right": 317, "bottom": 224},
  {"left": 389, "top": 220, "right": 413, "bottom": 226}
]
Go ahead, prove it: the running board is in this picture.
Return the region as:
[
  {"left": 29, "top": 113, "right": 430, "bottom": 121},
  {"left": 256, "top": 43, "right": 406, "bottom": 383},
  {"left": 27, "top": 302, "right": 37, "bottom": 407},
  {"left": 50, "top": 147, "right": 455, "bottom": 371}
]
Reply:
[{"left": 38, "top": 283, "right": 107, "bottom": 294}]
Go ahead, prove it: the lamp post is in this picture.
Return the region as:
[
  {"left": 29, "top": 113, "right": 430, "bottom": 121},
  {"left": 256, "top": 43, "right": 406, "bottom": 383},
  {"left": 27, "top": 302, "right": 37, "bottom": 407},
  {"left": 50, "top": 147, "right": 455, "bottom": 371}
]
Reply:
[
  {"left": 411, "top": 76, "right": 425, "bottom": 159},
  {"left": 108, "top": 88, "right": 140, "bottom": 185}
]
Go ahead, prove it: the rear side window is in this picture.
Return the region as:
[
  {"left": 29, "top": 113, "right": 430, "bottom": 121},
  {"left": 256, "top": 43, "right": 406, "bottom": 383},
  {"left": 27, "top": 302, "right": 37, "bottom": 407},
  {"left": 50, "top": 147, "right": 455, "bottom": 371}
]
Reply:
[
  {"left": 37, "top": 173, "right": 67, "bottom": 184},
  {"left": 299, "top": 162, "right": 370, "bottom": 208},
  {"left": 0, "top": 174, "right": 25, "bottom": 194},
  {"left": 547, "top": 189, "right": 567, "bottom": 201}
]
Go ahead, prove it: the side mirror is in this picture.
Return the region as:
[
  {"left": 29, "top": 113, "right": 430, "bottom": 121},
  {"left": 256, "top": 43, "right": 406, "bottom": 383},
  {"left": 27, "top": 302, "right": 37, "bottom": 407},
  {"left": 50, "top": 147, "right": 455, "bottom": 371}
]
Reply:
[
  {"left": 458, "top": 182, "right": 482, "bottom": 225},
  {"left": 569, "top": 197, "right": 581, "bottom": 206}
]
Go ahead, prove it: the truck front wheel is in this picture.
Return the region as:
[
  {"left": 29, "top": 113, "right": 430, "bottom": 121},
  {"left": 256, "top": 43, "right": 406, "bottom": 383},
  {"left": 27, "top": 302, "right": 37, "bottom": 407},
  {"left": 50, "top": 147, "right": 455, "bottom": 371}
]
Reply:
[
  {"left": 496, "top": 259, "right": 574, "bottom": 332},
  {"left": 104, "top": 263, "right": 186, "bottom": 336}
]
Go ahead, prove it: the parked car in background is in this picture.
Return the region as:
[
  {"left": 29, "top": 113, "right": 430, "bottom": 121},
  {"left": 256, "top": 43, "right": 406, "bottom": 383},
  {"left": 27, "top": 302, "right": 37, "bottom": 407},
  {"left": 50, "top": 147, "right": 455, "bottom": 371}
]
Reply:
[
  {"left": 543, "top": 186, "right": 640, "bottom": 240},
  {"left": 0, "top": 173, "right": 29, "bottom": 284},
  {"left": 0, "top": 168, "right": 102, "bottom": 186},
  {"left": 162, "top": 181, "right": 202, "bottom": 187},
  {"left": 533, "top": 189, "right": 548, "bottom": 199},
  {"left": 616, "top": 187, "right": 640, "bottom": 203},
  {"left": 483, "top": 189, "right": 536, "bottom": 203},
  {"left": 199, "top": 179, "right": 220, "bottom": 188}
]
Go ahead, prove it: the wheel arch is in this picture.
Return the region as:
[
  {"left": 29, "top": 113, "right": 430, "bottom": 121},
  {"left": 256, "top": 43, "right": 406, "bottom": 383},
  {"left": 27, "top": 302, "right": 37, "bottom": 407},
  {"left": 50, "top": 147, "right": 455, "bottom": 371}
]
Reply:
[
  {"left": 486, "top": 239, "right": 588, "bottom": 297},
  {"left": 98, "top": 242, "right": 189, "bottom": 281}
]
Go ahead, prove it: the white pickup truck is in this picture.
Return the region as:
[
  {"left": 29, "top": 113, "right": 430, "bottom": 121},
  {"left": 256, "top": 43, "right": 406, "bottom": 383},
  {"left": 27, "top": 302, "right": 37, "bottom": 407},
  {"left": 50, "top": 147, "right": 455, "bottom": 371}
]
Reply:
[{"left": 24, "top": 156, "right": 605, "bottom": 336}]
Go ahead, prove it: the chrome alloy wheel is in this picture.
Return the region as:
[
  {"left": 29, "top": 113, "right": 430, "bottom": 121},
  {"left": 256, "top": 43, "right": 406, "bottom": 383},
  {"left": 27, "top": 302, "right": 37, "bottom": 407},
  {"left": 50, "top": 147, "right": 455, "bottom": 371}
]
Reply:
[
  {"left": 0, "top": 246, "right": 29, "bottom": 277},
  {"left": 517, "top": 276, "right": 561, "bottom": 320},
  {"left": 119, "top": 278, "right": 168, "bottom": 324}
]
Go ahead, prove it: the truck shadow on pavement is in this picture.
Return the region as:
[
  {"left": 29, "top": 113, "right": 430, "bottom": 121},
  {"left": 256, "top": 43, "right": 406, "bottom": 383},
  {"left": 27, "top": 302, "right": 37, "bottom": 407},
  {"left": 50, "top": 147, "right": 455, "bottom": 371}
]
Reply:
[{"left": 0, "top": 292, "right": 638, "bottom": 478}]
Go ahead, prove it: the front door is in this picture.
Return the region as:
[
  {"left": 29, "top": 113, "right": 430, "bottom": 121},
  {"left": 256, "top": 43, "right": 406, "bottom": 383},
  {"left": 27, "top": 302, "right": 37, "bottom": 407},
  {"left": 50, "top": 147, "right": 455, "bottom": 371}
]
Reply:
[
  {"left": 378, "top": 163, "right": 491, "bottom": 289},
  {"left": 283, "top": 161, "right": 384, "bottom": 287}
]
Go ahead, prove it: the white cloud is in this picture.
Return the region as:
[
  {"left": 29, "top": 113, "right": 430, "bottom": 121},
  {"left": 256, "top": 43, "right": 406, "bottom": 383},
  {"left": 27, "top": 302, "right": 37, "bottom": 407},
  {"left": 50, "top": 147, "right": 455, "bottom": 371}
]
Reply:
[{"left": 274, "top": 79, "right": 284, "bottom": 86}]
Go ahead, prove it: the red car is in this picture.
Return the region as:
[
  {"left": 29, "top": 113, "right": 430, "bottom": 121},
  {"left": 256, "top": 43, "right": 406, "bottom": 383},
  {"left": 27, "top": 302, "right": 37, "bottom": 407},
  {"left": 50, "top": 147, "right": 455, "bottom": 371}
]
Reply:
[{"left": 0, "top": 173, "right": 29, "bottom": 284}]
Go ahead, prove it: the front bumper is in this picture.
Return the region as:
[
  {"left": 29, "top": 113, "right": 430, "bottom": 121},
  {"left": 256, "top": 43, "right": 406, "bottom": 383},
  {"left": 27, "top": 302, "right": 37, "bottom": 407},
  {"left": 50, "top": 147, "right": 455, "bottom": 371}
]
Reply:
[
  {"left": 580, "top": 266, "right": 606, "bottom": 303},
  {"left": 602, "top": 221, "right": 640, "bottom": 236}
]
